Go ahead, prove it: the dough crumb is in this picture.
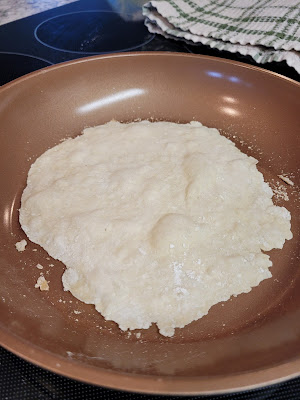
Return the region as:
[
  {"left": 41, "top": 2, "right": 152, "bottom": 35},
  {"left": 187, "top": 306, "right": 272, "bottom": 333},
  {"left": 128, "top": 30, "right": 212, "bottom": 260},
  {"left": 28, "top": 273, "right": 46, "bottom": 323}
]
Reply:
[
  {"left": 15, "top": 239, "right": 27, "bottom": 252},
  {"left": 36, "top": 263, "right": 43, "bottom": 270},
  {"left": 35, "top": 276, "right": 49, "bottom": 291},
  {"left": 271, "top": 181, "right": 289, "bottom": 202},
  {"left": 278, "top": 175, "right": 294, "bottom": 186},
  {"left": 135, "top": 332, "right": 141, "bottom": 339},
  {"left": 74, "top": 310, "right": 81, "bottom": 314}
]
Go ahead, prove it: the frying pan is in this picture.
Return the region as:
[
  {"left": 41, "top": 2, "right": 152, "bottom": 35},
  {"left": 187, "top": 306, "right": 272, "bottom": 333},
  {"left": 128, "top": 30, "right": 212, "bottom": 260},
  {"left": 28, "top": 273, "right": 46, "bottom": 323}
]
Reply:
[{"left": 0, "top": 52, "right": 299, "bottom": 395}]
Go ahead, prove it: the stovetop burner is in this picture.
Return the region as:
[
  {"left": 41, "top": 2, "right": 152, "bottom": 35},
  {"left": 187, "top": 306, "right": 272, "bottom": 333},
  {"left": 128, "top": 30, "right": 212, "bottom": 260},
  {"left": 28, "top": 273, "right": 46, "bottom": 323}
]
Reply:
[
  {"left": 35, "top": 10, "right": 154, "bottom": 54},
  {"left": 0, "top": 53, "right": 51, "bottom": 85}
]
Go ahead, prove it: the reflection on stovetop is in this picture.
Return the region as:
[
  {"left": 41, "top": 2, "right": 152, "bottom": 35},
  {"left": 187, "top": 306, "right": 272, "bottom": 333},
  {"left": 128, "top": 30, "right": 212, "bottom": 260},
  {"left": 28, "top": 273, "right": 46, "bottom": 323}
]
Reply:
[{"left": 1, "top": 346, "right": 299, "bottom": 400}]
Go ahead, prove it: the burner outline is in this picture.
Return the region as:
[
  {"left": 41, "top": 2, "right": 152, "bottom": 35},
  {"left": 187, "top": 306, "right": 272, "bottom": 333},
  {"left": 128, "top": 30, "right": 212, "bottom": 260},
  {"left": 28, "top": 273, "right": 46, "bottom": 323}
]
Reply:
[
  {"left": 34, "top": 10, "right": 155, "bottom": 54},
  {"left": 0, "top": 51, "right": 52, "bottom": 65}
]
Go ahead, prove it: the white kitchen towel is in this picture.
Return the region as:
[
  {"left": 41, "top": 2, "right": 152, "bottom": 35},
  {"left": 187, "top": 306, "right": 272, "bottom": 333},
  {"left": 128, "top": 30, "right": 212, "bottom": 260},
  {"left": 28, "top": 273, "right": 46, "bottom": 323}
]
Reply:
[{"left": 143, "top": 0, "right": 300, "bottom": 74}]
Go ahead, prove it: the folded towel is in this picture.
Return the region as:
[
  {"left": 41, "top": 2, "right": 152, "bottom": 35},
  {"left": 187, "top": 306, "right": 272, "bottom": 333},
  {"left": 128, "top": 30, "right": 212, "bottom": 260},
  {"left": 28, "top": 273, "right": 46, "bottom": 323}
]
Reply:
[{"left": 143, "top": 0, "right": 300, "bottom": 74}]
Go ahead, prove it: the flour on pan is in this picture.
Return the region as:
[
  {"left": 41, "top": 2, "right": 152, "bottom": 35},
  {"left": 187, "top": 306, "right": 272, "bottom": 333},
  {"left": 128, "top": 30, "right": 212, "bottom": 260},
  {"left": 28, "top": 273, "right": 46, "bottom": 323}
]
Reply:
[{"left": 19, "top": 121, "right": 292, "bottom": 336}]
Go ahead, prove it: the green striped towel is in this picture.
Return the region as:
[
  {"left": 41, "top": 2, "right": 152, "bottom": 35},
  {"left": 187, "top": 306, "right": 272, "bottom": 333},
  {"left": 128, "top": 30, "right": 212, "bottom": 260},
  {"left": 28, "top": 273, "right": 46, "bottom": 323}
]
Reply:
[{"left": 143, "top": 0, "right": 300, "bottom": 74}]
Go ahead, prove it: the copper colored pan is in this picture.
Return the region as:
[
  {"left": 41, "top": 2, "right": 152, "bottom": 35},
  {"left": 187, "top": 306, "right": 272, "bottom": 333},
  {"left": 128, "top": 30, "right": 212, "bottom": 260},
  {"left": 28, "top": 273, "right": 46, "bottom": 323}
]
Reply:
[{"left": 0, "top": 52, "right": 299, "bottom": 395}]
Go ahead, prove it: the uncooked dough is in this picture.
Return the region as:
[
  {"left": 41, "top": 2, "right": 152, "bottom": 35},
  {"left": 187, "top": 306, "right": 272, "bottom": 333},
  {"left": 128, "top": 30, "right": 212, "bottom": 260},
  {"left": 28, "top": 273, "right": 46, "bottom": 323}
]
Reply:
[
  {"left": 19, "top": 121, "right": 292, "bottom": 336},
  {"left": 15, "top": 239, "right": 27, "bottom": 252}
]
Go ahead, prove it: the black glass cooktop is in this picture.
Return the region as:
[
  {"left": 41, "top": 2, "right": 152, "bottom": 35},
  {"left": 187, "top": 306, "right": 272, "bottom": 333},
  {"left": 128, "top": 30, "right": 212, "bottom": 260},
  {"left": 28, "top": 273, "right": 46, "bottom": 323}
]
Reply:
[
  {"left": 0, "top": 0, "right": 298, "bottom": 86},
  {"left": 0, "top": 52, "right": 51, "bottom": 85},
  {"left": 0, "top": 0, "right": 299, "bottom": 399}
]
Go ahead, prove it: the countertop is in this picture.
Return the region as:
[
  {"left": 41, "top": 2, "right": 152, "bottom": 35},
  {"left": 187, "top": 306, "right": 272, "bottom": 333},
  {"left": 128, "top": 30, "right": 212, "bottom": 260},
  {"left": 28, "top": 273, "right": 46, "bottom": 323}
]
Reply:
[{"left": 0, "top": 0, "right": 78, "bottom": 26}]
